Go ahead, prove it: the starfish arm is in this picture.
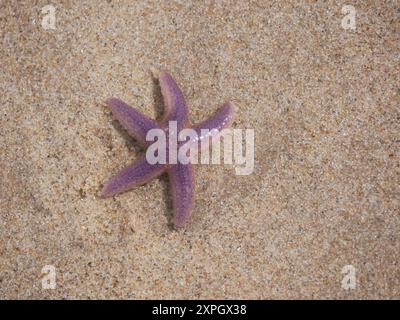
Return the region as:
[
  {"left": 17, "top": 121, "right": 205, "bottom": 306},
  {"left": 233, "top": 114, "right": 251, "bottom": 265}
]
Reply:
[
  {"left": 192, "top": 101, "right": 235, "bottom": 141},
  {"left": 106, "top": 98, "right": 161, "bottom": 146},
  {"left": 168, "top": 163, "right": 194, "bottom": 228},
  {"left": 159, "top": 71, "right": 189, "bottom": 130},
  {"left": 101, "top": 157, "right": 166, "bottom": 198}
]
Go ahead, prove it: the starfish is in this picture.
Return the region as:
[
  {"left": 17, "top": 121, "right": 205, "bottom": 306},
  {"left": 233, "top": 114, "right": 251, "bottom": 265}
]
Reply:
[{"left": 101, "top": 71, "right": 235, "bottom": 228}]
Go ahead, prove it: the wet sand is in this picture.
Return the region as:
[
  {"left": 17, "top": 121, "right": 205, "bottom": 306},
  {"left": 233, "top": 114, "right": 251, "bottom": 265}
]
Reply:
[{"left": 0, "top": 1, "right": 398, "bottom": 299}]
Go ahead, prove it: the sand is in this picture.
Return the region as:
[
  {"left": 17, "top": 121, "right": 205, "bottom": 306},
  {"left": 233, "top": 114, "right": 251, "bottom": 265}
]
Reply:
[{"left": 0, "top": 0, "right": 399, "bottom": 299}]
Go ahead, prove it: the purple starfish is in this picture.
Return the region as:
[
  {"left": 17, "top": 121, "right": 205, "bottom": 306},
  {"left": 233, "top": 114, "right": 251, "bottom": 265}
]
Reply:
[{"left": 101, "top": 71, "right": 235, "bottom": 228}]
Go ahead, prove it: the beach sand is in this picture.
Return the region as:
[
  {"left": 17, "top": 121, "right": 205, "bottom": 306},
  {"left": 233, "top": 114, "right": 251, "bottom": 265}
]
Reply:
[{"left": 0, "top": 1, "right": 398, "bottom": 299}]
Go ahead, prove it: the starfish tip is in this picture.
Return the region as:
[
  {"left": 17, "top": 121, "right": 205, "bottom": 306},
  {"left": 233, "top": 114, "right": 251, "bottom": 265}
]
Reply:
[
  {"left": 159, "top": 70, "right": 176, "bottom": 84},
  {"left": 100, "top": 185, "right": 112, "bottom": 198},
  {"left": 105, "top": 97, "right": 118, "bottom": 108},
  {"left": 173, "top": 219, "right": 186, "bottom": 229},
  {"left": 225, "top": 101, "right": 235, "bottom": 112}
]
